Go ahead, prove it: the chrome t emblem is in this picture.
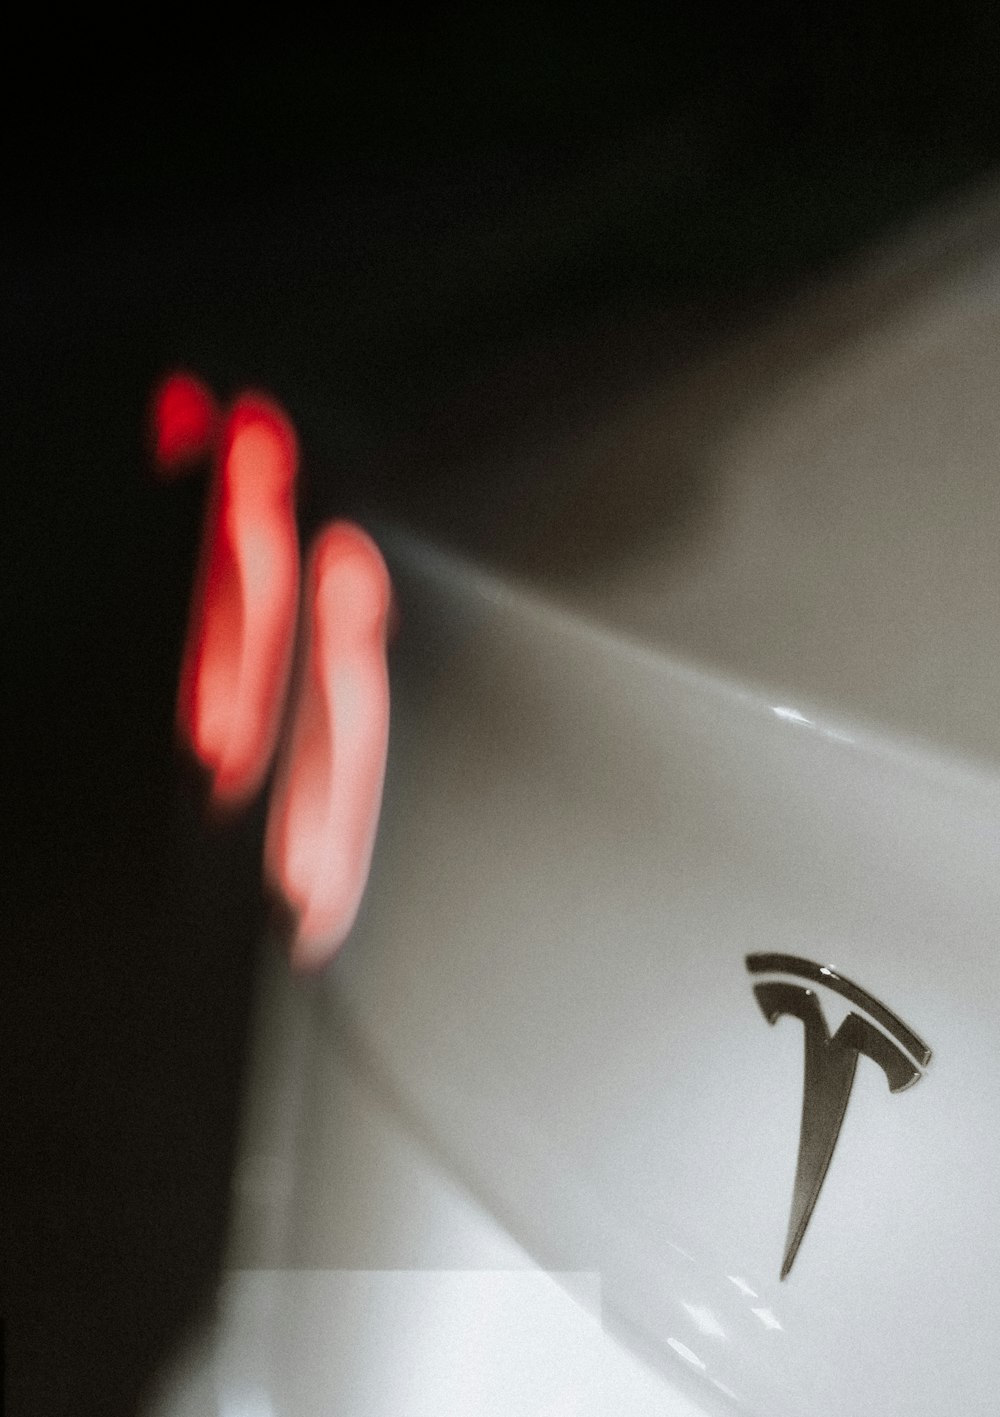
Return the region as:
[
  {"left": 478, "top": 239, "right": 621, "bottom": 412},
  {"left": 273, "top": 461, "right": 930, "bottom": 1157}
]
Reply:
[{"left": 746, "top": 953, "right": 931, "bottom": 1279}]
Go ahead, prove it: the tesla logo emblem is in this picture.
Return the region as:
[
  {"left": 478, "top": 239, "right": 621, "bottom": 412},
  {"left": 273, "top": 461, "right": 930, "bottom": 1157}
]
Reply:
[{"left": 746, "top": 953, "right": 931, "bottom": 1279}]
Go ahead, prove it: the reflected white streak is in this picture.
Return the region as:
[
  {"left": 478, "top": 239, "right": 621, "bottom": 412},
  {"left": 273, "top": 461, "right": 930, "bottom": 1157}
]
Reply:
[
  {"left": 682, "top": 1303, "right": 726, "bottom": 1339},
  {"left": 751, "top": 1306, "right": 784, "bottom": 1331},
  {"left": 667, "top": 1337, "right": 706, "bottom": 1370}
]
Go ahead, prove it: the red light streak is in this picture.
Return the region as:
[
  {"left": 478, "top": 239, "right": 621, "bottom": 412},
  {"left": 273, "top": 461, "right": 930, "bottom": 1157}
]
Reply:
[
  {"left": 264, "top": 522, "right": 392, "bottom": 970},
  {"left": 151, "top": 372, "right": 218, "bottom": 475},
  {"left": 153, "top": 370, "right": 394, "bottom": 963},
  {"left": 176, "top": 394, "right": 300, "bottom": 807}
]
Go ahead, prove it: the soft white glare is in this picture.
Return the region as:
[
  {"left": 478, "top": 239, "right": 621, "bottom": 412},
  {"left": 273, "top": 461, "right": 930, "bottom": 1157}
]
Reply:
[
  {"left": 772, "top": 704, "right": 812, "bottom": 725},
  {"left": 667, "top": 1338, "right": 706, "bottom": 1370},
  {"left": 771, "top": 701, "right": 857, "bottom": 745},
  {"left": 682, "top": 1303, "right": 726, "bottom": 1339},
  {"left": 751, "top": 1306, "right": 784, "bottom": 1331},
  {"left": 712, "top": 1378, "right": 741, "bottom": 1400}
]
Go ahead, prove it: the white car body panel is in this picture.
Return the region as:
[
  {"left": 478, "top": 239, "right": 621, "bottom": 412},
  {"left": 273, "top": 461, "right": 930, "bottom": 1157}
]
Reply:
[{"left": 147, "top": 183, "right": 1000, "bottom": 1416}]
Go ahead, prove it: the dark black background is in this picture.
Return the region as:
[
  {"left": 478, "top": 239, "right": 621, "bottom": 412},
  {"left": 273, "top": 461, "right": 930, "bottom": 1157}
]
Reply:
[{"left": 5, "top": 10, "right": 1000, "bottom": 1414}]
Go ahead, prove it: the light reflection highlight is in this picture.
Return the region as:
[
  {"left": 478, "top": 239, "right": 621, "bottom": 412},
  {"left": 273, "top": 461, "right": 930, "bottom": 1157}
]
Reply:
[
  {"left": 152, "top": 371, "right": 396, "bottom": 967},
  {"left": 176, "top": 394, "right": 300, "bottom": 808},
  {"left": 712, "top": 1378, "right": 740, "bottom": 1401},
  {"left": 772, "top": 704, "right": 812, "bottom": 725},
  {"left": 264, "top": 521, "right": 392, "bottom": 971},
  {"left": 751, "top": 1306, "right": 783, "bottom": 1331},
  {"left": 771, "top": 701, "right": 856, "bottom": 745},
  {"left": 682, "top": 1303, "right": 726, "bottom": 1339},
  {"left": 666, "top": 1337, "right": 706, "bottom": 1370}
]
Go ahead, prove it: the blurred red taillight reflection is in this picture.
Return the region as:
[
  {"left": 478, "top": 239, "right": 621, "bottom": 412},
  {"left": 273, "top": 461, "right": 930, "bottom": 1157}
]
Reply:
[
  {"left": 151, "top": 371, "right": 218, "bottom": 474},
  {"left": 265, "top": 522, "right": 392, "bottom": 970},
  {"left": 176, "top": 394, "right": 300, "bottom": 808},
  {"left": 153, "top": 372, "right": 393, "bottom": 966}
]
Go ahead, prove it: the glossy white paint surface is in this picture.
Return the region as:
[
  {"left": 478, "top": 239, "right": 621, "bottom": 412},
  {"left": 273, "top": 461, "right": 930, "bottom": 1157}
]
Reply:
[
  {"left": 151, "top": 184, "right": 1000, "bottom": 1414},
  {"left": 331, "top": 530, "right": 1000, "bottom": 1415},
  {"left": 329, "top": 190, "right": 1000, "bottom": 1413},
  {"left": 151, "top": 1269, "right": 716, "bottom": 1417},
  {"left": 145, "top": 945, "right": 711, "bottom": 1416}
]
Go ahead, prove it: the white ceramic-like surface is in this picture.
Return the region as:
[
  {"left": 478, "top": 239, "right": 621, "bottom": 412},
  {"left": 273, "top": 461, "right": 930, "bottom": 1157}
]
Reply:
[
  {"left": 330, "top": 531, "right": 1000, "bottom": 1415},
  {"left": 314, "top": 192, "right": 1000, "bottom": 1414}
]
